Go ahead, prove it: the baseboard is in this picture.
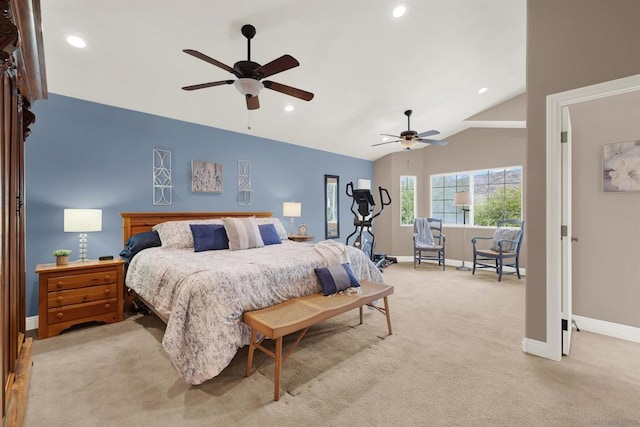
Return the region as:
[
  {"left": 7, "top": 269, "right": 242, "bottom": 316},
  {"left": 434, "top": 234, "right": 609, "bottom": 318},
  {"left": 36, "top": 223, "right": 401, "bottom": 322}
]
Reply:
[
  {"left": 522, "top": 337, "right": 553, "bottom": 359},
  {"left": 572, "top": 315, "right": 640, "bottom": 344},
  {"left": 26, "top": 315, "right": 38, "bottom": 331},
  {"left": 390, "top": 256, "right": 526, "bottom": 275}
]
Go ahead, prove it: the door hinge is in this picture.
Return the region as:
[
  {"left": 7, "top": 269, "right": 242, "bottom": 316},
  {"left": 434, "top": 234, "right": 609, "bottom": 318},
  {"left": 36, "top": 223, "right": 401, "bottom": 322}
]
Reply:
[
  {"left": 561, "top": 131, "right": 568, "bottom": 143},
  {"left": 561, "top": 225, "right": 568, "bottom": 237},
  {"left": 562, "top": 319, "right": 568, "bottom": 331}
]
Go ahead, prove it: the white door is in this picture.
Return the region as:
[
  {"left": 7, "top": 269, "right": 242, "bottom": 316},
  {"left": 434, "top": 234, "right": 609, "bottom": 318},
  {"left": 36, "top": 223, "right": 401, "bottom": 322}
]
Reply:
[{"left": 561, "top": 107, "right": 573, "bottom": 355}]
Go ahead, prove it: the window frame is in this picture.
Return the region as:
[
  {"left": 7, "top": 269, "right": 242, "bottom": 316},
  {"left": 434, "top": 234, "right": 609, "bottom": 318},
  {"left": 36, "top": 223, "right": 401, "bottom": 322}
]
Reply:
[
  {"left": 400, "top": 175, "right": 417, "bottom": 227},
  {"left": 430, "top": 166, "right": 523, "bottom": 227}
]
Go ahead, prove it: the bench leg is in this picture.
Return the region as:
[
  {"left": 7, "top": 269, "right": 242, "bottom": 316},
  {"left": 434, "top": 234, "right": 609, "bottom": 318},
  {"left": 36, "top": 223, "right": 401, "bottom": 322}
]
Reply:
[
  {"left": 383, "top": 296, "right": 393, "bottom": 336},
  {"left": 359, "top": 306, "right": 363, "bottom": 325},
  {"left": 246, "top": 328, "right": 257, "bottom": 377},
  {"left": 274, "top": 337, "right": 283, "bottom": 401}
]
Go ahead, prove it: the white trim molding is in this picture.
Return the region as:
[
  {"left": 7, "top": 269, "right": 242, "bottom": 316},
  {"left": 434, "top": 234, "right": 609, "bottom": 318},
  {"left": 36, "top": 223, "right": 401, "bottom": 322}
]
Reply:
[
  {"left": 26, "top": 315, "right": 38, "bottom": 331},
  {"left": 573, "top": 315, "right": 640, "bottom": 344},
  {"left": 391, "top": 256, "right": 526, "bottom": 275},
  {"left": 522, "top": 338, "right": 549, "bottom": 359}
]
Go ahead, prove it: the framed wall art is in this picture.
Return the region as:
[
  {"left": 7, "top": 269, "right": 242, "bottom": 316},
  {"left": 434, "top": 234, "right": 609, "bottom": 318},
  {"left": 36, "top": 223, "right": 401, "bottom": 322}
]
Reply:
[
  {"left": 603, "top": 140, "right": 640, "bottom": 192},
  {"left": 191, "top": 161, "right": 223, "bottom": 193}
]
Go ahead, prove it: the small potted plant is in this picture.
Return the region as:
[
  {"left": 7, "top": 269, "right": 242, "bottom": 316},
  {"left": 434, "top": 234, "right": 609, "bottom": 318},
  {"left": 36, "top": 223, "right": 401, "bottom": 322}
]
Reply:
[{"left": 52, "top": 249, "right": 72, "bottom": 266}]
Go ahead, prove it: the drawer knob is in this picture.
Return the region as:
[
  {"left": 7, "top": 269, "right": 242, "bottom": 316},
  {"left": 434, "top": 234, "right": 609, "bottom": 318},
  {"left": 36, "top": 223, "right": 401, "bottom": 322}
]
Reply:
[
  {"left": 104, "top": 303, "right": 111, "bottom": 310},
  {"left": 56, "top": 282, "right": 63, "bottom": 288},
  {"left": 56, "top": 296, "right": 63, "bottom": 303},
  {"left": 104, "top": 275, "right": 111, "bottom": 280},
  {"left": 104, "top": 289, "right": 111, "bottom": 295},
  {"left": 56, "top": 312, "right": 63, "bottom": 319}
]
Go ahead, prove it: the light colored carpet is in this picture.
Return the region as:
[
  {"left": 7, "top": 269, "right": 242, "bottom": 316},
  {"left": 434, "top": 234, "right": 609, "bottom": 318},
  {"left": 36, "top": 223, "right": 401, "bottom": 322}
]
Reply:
[{"left": 24, "top": 263, "right": 640, "bottom": 426}]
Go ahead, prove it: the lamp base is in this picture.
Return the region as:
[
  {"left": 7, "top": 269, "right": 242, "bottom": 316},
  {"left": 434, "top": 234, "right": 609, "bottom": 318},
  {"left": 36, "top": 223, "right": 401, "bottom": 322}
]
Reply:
[{"left": 456, "top": 261, "right": 471, "bottom": 272}]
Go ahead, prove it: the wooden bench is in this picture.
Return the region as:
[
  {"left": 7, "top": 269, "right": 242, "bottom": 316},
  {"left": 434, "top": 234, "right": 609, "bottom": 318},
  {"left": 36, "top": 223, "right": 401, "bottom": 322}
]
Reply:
[{"left": 242, "top": 280, "right": 393, "bottom": 401}]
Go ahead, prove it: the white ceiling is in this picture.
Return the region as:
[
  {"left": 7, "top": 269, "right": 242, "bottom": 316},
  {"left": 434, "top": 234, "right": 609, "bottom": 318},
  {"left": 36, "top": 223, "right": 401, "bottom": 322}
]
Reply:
[{"left": 40, "top": 0, "right": 526, "bottom": 161}]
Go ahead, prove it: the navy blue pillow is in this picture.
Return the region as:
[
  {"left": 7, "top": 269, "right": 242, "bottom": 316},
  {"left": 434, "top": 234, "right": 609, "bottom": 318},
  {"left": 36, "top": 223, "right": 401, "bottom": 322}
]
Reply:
[
  {"left": 259, "top": 223, "right": 282, "bottom": 246},
  {"left": 190, "top": 224, "right": 229, "bottom": 252},
  {"left": 119, "top": 231, "right": 161, "bottom": 263},
  {"left": 314, "top": 263, "right": 361, "bottom": 296}
]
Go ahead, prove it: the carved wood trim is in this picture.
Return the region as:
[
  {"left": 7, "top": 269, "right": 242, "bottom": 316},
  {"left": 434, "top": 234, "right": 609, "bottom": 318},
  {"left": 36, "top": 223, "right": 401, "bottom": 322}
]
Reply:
[{"left": 10, "top": 0, "right": 46, "bottom": 103}]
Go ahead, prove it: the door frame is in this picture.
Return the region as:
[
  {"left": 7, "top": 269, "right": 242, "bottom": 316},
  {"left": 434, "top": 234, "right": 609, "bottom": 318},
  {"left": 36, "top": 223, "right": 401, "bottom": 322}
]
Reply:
[{"left": 545, "top": 73, "right": 640, "bottom": 361}]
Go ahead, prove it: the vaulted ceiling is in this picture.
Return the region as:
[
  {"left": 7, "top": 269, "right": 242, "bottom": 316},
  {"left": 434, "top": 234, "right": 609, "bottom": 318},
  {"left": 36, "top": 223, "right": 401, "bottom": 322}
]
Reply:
[{"left": 40, "top": 0, "right": 526, "bottom": 161}]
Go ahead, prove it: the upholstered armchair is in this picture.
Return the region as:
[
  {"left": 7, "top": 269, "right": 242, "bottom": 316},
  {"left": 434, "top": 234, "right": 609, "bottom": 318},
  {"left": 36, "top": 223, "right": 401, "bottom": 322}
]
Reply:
[
  {"left": 471, "top": 219, "right": 524, "bottom": 281},
  {"left": 413, "top": 217, "right": 446, "bottom": 270}
]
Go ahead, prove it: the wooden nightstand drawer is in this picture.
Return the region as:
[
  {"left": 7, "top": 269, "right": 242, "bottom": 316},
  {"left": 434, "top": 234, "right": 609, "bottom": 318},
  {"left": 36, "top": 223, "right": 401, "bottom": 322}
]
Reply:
[
  {"left": 48, "top": 283, "right": 117, "bottom": 308},
  {"left": 47, "top": 268, "right": 118, "bottom": 292},
  {"left": 47, "top": 298, "right": 118, "bottom": 325}
]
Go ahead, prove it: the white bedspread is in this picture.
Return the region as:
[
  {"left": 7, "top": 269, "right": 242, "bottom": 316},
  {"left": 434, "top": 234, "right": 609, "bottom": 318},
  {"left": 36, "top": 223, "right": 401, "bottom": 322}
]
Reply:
[{"left": 125, "top": 240, "right": 383, "bottom": 385}]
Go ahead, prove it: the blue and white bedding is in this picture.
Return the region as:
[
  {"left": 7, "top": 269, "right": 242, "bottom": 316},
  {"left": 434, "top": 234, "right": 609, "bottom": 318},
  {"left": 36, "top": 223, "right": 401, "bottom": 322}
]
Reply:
[{"left": 125, "top": 240, "right": 383, "bottom": 385}]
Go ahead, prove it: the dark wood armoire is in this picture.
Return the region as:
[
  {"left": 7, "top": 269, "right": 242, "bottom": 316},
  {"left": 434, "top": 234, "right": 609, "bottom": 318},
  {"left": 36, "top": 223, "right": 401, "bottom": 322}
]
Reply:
[{"left": 1, "top": 1, "right": 46, "bottom": 425}]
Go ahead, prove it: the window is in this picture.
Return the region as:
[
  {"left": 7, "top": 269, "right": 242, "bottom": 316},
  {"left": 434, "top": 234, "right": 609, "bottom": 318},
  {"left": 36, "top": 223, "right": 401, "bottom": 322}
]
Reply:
[
  {"left": 400, "top": 175, "right": 416, "bottom": 226},
  {"left": 431, "top": 166, "right": 522, "bottom": 226}
]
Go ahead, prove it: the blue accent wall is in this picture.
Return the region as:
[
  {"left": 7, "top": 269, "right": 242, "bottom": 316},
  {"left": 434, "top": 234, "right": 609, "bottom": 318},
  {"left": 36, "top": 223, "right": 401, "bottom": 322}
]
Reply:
[{"left": 25, "top": 94, "right": 372, "bottom": 317}]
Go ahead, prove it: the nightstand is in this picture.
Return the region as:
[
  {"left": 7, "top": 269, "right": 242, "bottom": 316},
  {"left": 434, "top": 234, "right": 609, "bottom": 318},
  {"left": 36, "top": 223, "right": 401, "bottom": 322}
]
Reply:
[
  {"left": 288, "top": 235, "right": 314, "bottom": 242},
  {"left": 35, "top": 259, "right": 125, "bottom": 339}
]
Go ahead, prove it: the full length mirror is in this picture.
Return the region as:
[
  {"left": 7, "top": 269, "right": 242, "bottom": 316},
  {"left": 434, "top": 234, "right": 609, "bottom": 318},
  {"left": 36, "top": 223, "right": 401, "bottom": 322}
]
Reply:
[{"left": 325, "top": 175, "right": 339, "bottom": 239}]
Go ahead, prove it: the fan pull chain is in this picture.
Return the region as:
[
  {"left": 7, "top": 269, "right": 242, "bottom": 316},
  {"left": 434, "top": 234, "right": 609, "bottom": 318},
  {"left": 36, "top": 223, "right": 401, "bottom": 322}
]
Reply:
[{"left": 247, "top": 110, "right": 252, "bottom": 130}]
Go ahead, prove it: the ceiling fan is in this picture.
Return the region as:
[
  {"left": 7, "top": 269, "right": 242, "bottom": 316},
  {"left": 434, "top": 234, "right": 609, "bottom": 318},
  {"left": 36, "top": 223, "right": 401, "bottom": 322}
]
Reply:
[
  {"left": 181, "top": 24, "right": 314, "bottom": 110},
  {"left": 373, "top": 110, "right": 449, "bottom": 150}
]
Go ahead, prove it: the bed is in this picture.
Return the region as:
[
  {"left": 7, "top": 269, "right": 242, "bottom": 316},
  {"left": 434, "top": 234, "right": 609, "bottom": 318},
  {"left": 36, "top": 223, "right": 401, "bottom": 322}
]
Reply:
[{"left": 120, "top": 212, "right": 384, "bottom": 385}]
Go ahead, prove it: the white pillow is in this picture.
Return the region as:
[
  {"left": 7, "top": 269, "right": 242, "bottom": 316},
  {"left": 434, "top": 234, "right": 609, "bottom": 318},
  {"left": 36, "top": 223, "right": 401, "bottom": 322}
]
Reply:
[
  {"left": 152, "top": 219, "right": 223, "bottom": 249},
  {"left": 255, "top": 217, "right": 289, "bottom": 241},
  {"left": 222, "top": 217, "right": 265, "bottom": 250}
]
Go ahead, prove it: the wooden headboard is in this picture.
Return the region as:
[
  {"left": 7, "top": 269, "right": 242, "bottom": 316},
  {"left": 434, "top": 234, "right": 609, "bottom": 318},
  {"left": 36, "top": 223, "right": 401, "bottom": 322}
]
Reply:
[{"left": 120, "top": 211, "right": 272, "bottom": 244}]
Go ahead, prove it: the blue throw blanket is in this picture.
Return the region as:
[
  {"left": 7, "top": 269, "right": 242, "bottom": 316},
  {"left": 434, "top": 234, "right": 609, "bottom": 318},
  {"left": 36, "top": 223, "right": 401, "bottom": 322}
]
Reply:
[{"left": 414, "top": 218, "right": 436, "bottom": 248}]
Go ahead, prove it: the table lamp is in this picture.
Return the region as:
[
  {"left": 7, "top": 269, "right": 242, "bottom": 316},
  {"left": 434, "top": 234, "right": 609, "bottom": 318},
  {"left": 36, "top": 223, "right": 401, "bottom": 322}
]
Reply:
[
  {"left": 282, "top": 202, "right": 301, "bottom": 235},
  {"left": 64, "top": 208, "right": 102, "bottom": 262}
]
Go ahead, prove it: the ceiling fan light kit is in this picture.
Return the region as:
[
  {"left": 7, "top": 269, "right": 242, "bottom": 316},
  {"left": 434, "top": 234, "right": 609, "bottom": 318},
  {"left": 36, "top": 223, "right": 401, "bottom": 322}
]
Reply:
[
  {"left": 234, "top": 78, "right": 263, "bottom": 97},
  {"left": 182, "top": 24, "right": 314, "bottom": 111}
]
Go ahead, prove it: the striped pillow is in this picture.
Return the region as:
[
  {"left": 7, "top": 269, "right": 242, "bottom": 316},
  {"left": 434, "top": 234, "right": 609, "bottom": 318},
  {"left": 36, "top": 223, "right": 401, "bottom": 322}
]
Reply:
[
  {"left": 222, "top": 217, "right": 264, "bottom": 250},
  {"left": 314, "top": 263, "right": 361, "bottom": 296}
]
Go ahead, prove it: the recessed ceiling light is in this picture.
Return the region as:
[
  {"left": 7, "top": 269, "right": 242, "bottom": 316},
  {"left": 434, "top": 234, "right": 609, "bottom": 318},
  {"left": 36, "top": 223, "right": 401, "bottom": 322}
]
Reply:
[
  {"left": 66, "top": 35, "right": 87, "bottom": 48},
  {"left": 392, "top": 5, "right": 407, "bottom": 18},
  {"left": 382, "top": 137, "right": 390, "bottom": 142},
  {"left": 284, "top": 105, "right": 294, "bottom": 112},
  {"left": 478, "top": 87, "right": 488, "bottom": 94}
]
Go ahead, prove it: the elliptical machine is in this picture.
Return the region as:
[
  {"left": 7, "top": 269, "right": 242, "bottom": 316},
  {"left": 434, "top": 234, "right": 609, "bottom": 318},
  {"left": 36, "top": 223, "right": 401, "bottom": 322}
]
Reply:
[{"left": 345, "top": 182, "right": 394, "bottom": 269}]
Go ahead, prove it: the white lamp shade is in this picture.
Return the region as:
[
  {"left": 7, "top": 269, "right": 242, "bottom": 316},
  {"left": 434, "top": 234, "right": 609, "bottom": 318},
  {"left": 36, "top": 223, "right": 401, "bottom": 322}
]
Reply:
[
  {"left": 282, "top": 202, "right": 302, "bottom": 218},
  {"left": 453, "top": 192, "right": 472, "bottom": 206},
  {"left": 357, "top": 179, "right": 371, "bottom": 190},
  {"left": 64, "top": 209, "right": 102, "bottom": 232}
]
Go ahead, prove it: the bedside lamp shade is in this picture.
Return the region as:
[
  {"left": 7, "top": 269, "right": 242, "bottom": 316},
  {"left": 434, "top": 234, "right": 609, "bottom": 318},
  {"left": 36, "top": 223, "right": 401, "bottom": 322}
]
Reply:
[
  {"left": 282, "top": 202, "right": 302, "bottom": 235},
  {"left": 64, "top": 209, "right": 102, "bottom": 232},
  {"left": 64, "top": 209, "right": 102, "bottom": 262}
]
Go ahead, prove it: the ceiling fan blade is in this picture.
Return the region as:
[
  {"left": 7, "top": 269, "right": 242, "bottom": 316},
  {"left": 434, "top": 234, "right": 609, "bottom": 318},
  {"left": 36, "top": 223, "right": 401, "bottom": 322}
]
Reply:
[
  {"left": 254, "top": 55, "right": 299, "bottom": 78},
  {"left": 183, "top": 49, "right": 238, "bottom": 75},
  {"left": 263, "top": 81, "right": 314, "bottom": 101},
  {"left": 246, "top": 94, "right": 260, "bottom": 110},
  {"left": 417, "top": 129, "right": 440, "bottom": 138},
  {"left": 380, "top": 133, "right": 402, "bottom": 139},
  {"left": 182, "top": 80, "right": 234, "bottom": 91},
  {"left": 372, "top": 140, "right": 400, "bottom": 147},
  {"left": 417, "top": 138, "right": 449, "bottom": 146}
]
